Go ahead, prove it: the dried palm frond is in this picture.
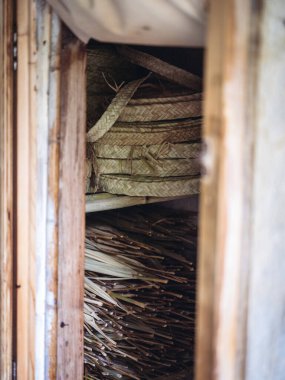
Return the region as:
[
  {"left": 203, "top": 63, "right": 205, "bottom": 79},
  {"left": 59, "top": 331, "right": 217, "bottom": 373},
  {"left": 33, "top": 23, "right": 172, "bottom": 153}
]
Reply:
[{"left": 84, "top": 206, "right": 197, "bottom": 379}]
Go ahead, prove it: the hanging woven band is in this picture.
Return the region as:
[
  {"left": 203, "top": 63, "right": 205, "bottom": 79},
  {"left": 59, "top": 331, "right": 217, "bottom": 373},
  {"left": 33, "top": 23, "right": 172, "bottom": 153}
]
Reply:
[
  {"left": 117, "top": 45, "right": 202, "bottom": 91},
  {"left": 87, "top": 73, "right": 151, "bottom": 143}
]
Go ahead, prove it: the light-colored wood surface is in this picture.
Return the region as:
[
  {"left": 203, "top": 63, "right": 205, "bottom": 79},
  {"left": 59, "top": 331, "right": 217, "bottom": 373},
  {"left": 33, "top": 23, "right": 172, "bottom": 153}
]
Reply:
[
  {"left": 86, "top": 193, "right": 191, "bottom": 213},
  {"left": 33, "top": 4, "right": 62, "bottom": 379},
  {"left": 44, "top": 11, "right": 61, "bottom": 380},
  {"left": 197, "top": 1, "right": 254, "bottom": 379},
  {"left": 197, "top": 1, "right": 285, "bottom": 380},
  {"left": 0, "top": 1, "right": 14, "bottom": 378},
  {"left": 17, "top": 0, "right": 36, "bottom": 377},
  {"left": 195, "top": 1, "right": 224, "bottom": 378},
  {"left": 245, "top": 2, "right": 285, "bottom": 379},
  {"left": 16, "top": 2, "right": 62, "bottom": 379},
  {"left": 57, "top": 29, "right": 86, "bottom": 380}
]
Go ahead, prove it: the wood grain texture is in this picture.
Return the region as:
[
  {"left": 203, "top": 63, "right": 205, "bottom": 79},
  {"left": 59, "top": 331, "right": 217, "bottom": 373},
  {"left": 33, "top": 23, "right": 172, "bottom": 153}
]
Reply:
[
  {"left": 197, "top": 1, "right": 285, "bottom": 380},
  {"left": 57, "top": 29, "right": 86, "bottom": 380},
  {"left": 33, "top": 3, "right": 62, "bottom": 379},
  {"left": 0, "top": 1, "right": 14, "bottom": 378},
  {"left": 16, "top": 2, "right": 63, "bottom": 379},
  {"left": 17, "top": 0, "right": 36, "bottom": 377},
  {"left": 45, "top": 11, "right": 61, "bottom": 380}
]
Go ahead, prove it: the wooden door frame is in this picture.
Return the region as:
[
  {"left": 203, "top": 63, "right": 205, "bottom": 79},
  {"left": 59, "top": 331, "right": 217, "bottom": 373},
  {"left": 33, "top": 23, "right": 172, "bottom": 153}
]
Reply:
[
  {"left": 0, "top": 1, "right": 14, "bottom": 378},
  {"left": 14, "top": 0, "right": 285, "bottom": 379}
]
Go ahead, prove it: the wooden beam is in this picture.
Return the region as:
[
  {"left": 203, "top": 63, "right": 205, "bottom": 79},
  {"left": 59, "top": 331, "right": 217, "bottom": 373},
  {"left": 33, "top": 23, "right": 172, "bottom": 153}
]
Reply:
[
  {"left": 86, "top": 193, "right": 191, "bottom": 213},
  {"left": 0, "top": 1, "right": 14, "bottom": 378},
  {"left": 197, "top": 1, "right": 285, "bottom": 380},
  {"left": 57, "top": 29, "right": 86, "bottom": 380}
]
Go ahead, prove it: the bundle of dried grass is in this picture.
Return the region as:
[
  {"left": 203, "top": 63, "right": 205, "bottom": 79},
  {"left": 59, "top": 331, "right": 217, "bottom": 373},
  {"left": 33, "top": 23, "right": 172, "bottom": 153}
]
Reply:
[{"left": 84, "top": 207, "right": 197, "bottom": 379}]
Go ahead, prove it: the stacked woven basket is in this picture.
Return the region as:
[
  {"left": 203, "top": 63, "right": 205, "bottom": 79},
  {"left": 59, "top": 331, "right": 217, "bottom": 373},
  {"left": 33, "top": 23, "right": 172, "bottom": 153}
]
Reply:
[{"left": 86, "top": 46, "right": 202, "bottom": 197}]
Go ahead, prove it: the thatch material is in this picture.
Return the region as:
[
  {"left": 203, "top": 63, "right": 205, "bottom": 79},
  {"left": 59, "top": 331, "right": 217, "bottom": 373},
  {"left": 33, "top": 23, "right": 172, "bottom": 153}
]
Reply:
[{"left": 84, "top": 207, "right": 197, "bottom": 379}]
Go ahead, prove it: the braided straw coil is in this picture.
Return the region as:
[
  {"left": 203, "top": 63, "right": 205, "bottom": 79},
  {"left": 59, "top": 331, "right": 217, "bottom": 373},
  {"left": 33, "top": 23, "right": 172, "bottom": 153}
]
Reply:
[
  {"left": 87, "top": 74, "right": 151, "bottom": 143},
  {"left": 97, "top": 125, "right": 201, "bottom": 146},
  {"left": 99, "top": 175, "right": 200, "bottom": 197},
  {"left": 117, "top": 45, "right": 202, "bottom": 91},
  {"left": 96, "top": 158, "right": 200, "bottom": 177},
  {"left": 118, "top": 99, "right": 202, "bottom": 122},
  {"left": 129, "top": 91, "right": 202, "bottom": 105},
  {"left": 94, "top": 142, "right": 201, "bottom": 159}
]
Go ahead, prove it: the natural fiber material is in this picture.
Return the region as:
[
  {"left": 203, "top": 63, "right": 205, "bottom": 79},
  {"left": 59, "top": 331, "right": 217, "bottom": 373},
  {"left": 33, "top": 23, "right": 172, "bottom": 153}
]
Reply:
[
  {"left": 99, "top": 175, "right": 200, "bottom": 197},
  {"left": 117, "top": 45, "right": 202, "bottom": 90},
  {"left": 87, "top": 74, "right": 151, "bottom": 143},
  {"left": 129, "top": 92, "right": 202, "bottom": 105},
  {"left": 112, "top": 117, "right": 202, "bottom": 131},
  {"left": 86, "top": 46, "right": 203, "bottom": 197},
  {"left": 96, "top": 158, "right": 200, "bottom": 177},
  {"left": 94, "top": 142, "right": 201, "bottom": 159},
  {"left": 87, "top": 46, "right": 139, "bottom": 95},
  {"left": 96, "top": 125, "right": 201, "bottom": 146},
  {"left": 118, "top": 99, "right": 202, "bottom": 122},
  {"left": 84, "top": 207, "right": 197, "bottom": 379}
]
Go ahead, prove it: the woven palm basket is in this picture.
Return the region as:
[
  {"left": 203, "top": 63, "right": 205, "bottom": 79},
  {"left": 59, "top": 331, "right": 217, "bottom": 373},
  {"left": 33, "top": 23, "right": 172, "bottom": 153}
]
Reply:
[{"left": 86, "top": 47, "right": 202, "bottom": 197}]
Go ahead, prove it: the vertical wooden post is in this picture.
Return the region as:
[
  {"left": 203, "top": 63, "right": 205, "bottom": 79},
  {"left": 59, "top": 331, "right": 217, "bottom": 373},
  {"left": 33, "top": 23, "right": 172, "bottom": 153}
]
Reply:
[
  {"left": 57, "top": 29, "right": 86, "bottom": 380},
  {"left": 245, "top": 1, "right": 285, "bottom": 379},
  {"left": 196, "top": 1, "right": 285, "bottom": 380},
  {"left": 0, "top": 1, "right": 14, "bottom": 378},
  {"left": 16, "top": 0, "right": 37, "bottom": 377},
  {"left": 16, "top": 1, "right": 64, "bottom": 379},
  {"left": 16, "top": 2, "right": 86, "bottom": 378},
  {"left": 33, "top": 4, "right": 62, "bottom": 380}
]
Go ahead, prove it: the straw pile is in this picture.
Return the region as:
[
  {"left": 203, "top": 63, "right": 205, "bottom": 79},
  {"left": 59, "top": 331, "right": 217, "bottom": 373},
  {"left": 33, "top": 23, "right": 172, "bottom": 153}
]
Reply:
[
  {"left": 86, "top": 46, "right": 202, "bottom": 197},
  {"left": 84, "top": 206, "right": 197, "bottom": 379}
]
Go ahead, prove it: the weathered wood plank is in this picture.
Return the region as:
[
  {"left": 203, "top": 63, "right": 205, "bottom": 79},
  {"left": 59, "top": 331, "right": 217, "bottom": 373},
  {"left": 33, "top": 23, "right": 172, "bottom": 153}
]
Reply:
[
  {"left": 197, "top": 0, "right": 254, "bottom": 378},
  {"left": 17, "top": 0, "right": 35, "bottom": 377},
  {"left": 195, "top": 1, "right": 225, "bottom": 378},
  {"left": 245, "top": 2, "right": 285, "bottom": 379},
  {"left": 197, "top": 1, "right": 285, "bottom": 380},
  {"left": 16, "top": 2, "right": 63, "bottom": 379},
  {"left": 45, "top": 11, "right": 62, "bottom": 380},
  {"left": 33, "top": 3, "right": 62, "bottom": 380},
  {"left": 0, "top": 1, "right": 14, "bottom": 379},
  {"left": 57, "top": 29, "right": 86, "bottom": 380}
]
